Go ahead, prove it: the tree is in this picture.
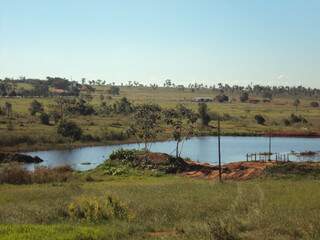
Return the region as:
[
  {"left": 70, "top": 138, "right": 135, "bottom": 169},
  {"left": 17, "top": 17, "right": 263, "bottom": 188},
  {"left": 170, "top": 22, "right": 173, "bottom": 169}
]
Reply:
[
  {"left": 240, "top": 92, "right": 249, "bottom": 102},
  {"left": 310, "top": 102, "right": 319, "bottom": 108},
  {"left": 255, "top": 114, "right": 266, "bottom": 125},
  {"left": 164, "top": 105, "right": 197, "bottom": 158},
  {"left": 113, "top": 97, "right": 134, "bottom": 114},
  {"left": 198, "top": 103, "right": 210, "bottom": 126},
  {"left": 57, "top": 120, "right": 82, "bottom": 140},
  {"left": 130, "top": 104, "right": 162, "bottom": 150},
  {"left": 4, "top": 102, "right": 12, "bottom": 117},
  {"left": 110, "top": 86, "right": 120, "bottom": 96},
  {"left": 29, "top": 100, "right": 44, "bottom": 115},
  {"left": 39, "top": 112, "right": 50, "bottom": 125},
  {"left": 293, "top": 99, "right": 300, "bottom": 111}
]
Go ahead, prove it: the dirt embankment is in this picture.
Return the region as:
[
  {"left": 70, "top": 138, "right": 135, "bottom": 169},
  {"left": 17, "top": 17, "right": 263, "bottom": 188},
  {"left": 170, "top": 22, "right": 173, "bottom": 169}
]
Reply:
[
  {"left": 126, "top": 151, "right": 275, "bottom": 180},
  {"left": 182, "top": 160, "right": 276, "bottom": 180}
]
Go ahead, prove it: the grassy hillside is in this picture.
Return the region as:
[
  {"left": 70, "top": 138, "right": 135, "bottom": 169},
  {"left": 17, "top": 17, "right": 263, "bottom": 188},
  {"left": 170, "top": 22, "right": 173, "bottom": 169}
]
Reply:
[{"left": 0, "top": 86, "right": 319, "bottom": 151}]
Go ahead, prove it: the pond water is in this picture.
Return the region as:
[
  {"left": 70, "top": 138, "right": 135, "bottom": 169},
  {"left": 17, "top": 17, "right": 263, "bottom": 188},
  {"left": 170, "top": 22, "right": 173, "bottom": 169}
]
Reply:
[{"left": 25, "top": 136, "right": 320, "bottom": 171}]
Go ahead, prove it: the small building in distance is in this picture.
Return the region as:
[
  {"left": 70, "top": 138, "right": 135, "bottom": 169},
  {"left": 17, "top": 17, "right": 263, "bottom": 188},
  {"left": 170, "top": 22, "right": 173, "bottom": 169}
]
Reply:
[{"left": 192, "top": 97, "right": 213, "bottom": 103}]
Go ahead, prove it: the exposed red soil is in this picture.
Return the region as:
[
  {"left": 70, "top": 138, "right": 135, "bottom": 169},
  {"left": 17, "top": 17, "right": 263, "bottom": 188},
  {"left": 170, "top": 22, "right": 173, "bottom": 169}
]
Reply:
[{"left": 183, "top": 160, "right": 276, "bottom": 180}]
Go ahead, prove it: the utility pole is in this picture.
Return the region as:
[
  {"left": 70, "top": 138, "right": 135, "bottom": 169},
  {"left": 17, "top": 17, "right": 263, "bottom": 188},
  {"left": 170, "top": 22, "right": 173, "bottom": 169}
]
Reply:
[
  {"left": 268, "top": 130, "right": 272, "bottom": 161},
  {"left": 218, "top": 116, "right": 222, "bottom": 182}
]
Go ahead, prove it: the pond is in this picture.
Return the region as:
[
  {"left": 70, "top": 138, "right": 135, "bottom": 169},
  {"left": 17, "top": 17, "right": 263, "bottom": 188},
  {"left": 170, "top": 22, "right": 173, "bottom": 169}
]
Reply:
[{"left": 25, "top": 136, "right": 320, "bottom": 171}]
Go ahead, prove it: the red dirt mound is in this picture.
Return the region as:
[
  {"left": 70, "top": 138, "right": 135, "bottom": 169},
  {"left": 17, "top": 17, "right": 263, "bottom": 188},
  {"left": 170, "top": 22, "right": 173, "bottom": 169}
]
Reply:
[{"left": 182, "top": 161, "right": 276, "bottom": 181}]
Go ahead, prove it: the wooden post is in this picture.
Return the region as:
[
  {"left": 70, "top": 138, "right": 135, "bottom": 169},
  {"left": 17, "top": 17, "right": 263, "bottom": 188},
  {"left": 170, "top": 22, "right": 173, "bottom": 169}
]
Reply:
[
  {"left": 218, "top": 116, "right": 222, "bottom": 183},
  {"left": 268, "top": 130, "right": 272, "bottom": 161}
]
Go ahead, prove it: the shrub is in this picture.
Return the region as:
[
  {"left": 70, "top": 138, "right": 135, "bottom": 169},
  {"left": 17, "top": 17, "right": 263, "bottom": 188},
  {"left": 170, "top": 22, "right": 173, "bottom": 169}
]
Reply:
[
  {"left": 100, "top": 129, "right": 129, "bottom": 141},
  {"left": 283, "top": 119, "right": 291, "bottom": 126},
  {"left": 57, "top": 120, "right": 82, "bottom": 140},
  {"left": 215, "top": 94, "right": 229, "bottom": 103},
  {"left": 198, "top": 103, "right": 210, "bottom": 126},
  {"left": 50, "top": 111, "right": 62, "bottom": 124},
  {"left": 0, "top": 163, "right": 31, "bottom": 184},
  {"left": 67, "top": 195, "right": 131, "bottom": 222},
  {"left": 240, "top": 92, "right": 249, "bottom": 102},
  {"left": 255, "top": 114, "right": 266, "bottom": 125},
  {"left": 39, "top": 112, "right": 50, "bottom": 125},
  {"left": 289, "top": 114, "right": 308, "bottom": 124},
  {"left": 0, "top": 164, "right": 73, "bottom": 184},
  {"left": 109, "top": 148, "right": 139, "bottom": 162},
  {"left": 310, "top": 102, "right": 319, "bottom": 108},
  {"left": 29, "top": 100, "right": 44, "bottom": 115}
]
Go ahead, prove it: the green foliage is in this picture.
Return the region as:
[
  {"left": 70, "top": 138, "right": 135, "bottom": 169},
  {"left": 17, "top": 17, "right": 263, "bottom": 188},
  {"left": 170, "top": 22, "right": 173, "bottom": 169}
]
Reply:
[
  {"left": 163, "top": 105, "right": 197, "bottom": 157},
  {"left": 39, "top": 112, "right": 50, "bottom": 125},
  {"left": 109, "top": 148, "right": 139, "bottom": 162},
  {"left": 67, "top": 195, "right": 131, "bottom": 222},
  {"left": 113, "top": 97, "right": 134, "bottom": 114},
  {"left": 265, "top": 162, "right": 320, "bottom": 177},
  {"left": 198, "top": 103, "right": 210, "bottom": 126},
  {"left": 239, "top": 92, "right": 249, "bottom": 102},
  {"left": 109, "top": 86, "right": 120, "bottom": 96},
  {"left": 310, "top": 101, "right": 319, "bottom": 108},
  {"left": 0, "top": 163, "right": 73, "bottom": 184},
  {"left": 130, "top": 104, "right": 162, "bottom": 150},
  {"left": 57, "top": 120, "right": 82, "bottom": 140},
  {"left": 29, "top": 100, "right": 44, "bottom": 115},
  {"left": 101, "top": 163, "right": 130, "bottom": 176},
  {"left": 66, "top": 99, "right": 95, "bottom": 115},
  {"left": 254, "top": 114, "right": 266, "bottom": 125}
]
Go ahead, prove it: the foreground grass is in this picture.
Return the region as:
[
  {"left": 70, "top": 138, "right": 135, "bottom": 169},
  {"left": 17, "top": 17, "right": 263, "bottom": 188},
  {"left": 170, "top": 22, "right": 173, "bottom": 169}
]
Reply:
[{"left": 1, "top": 168, "right": 320, "bottom": 240}]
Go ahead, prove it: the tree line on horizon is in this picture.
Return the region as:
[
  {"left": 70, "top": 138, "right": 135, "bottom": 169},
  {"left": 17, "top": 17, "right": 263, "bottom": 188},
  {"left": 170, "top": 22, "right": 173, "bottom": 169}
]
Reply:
[{"left": 1, "top": 76, "right": 320, "bottom": 98}]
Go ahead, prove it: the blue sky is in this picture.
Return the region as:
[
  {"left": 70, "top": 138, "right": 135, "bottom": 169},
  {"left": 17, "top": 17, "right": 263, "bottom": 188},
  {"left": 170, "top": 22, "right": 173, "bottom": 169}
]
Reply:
[{"left": 1, "top": 0, "right": 319, "bottom": 87}]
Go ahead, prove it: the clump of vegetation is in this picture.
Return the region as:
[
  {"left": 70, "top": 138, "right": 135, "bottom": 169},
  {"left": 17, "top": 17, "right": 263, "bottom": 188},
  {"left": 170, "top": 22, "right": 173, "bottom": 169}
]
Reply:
[
  {"left": 113, "top": 97, "right": 134, "bottom": 114},
  {"left": 39, "top": 112, "right": 50, "bottom": 125},
  {"left": 163, "top": 104, "right": 197, "bottom": 157},
  {"left": 283, "top": 114, "right": 308, "bottom": 126},
  {"left": 57, "top": 120, "right": 82, "bottom": 140},
  {"left": 215, "top": 94, "right": 229, "bottom": 103},
  {"left": 240, "top": 92, "right": 249, "bottom": 102},
  {"left": 255, "top": 114, "right": 266, "bottom": 125},
  {"left": 265, "top": 162, "right": 320, "bottom": 178},
  {"left": 130, "top": 104, "right": 162, "bottom": 150},
  {"left": 109, "top": 148, "right": 141, "bottom": 163},
  {"left": 0, "top": 163, "right": 73, "bottom": 184},
  {"left": 198, "top": 103, "right": 210, "bottom": 126},
  {"left": 29, "top": 100, "right": 44, "bottom": 115},
  {"left": 310, "top": 101, "right": 319, "bottom": 108},
  {"left": 66, "top": 98, "right": 96, "bottom": 115},
  {"left": 67, "top": 195, "right": 131, "bottom": 222},
  {"left": 293, "top": 98, "right": 301, "bottom": 111}
]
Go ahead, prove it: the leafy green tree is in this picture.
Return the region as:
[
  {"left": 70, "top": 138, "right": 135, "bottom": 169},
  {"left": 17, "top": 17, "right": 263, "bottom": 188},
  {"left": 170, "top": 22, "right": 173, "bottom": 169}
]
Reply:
[
  {"left": 57, "top": 120, "right": 82, "bottom": 140},
  {"left": 39, "top": 112, "right": 50, "bottom": 125},
  {"left": 198, "top": 103, "right": 210, "bottom": 126},
  {"left": 164, "top": 105, "right": 197, "bottom": 157},
  {"left": 240, "top": 92, "right": 249, "bottom": 102},
  {"left": 29, "top": 100, "right": 44, "bottom": 115},
  {"left": 255, "top": 114, "right": 266, "bottom": 125},
  {"left": 110, "top": 86, "right": 120, "bottom": 96},
  {"left": 293, "top": 99, "right": 300, "bottom": 112},
  {"left": 4, "top": 102, "right": 12, "bottom": 117},
  {"left": 130, "top": 104, "right": 162, "bottom": 150},
  {"left": 113, "top": 97, "right": 134, "bottom": 114}
]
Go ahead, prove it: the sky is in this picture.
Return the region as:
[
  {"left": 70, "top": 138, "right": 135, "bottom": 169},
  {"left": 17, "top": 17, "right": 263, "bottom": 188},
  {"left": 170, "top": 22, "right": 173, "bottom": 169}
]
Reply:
[{"left": 0, "top": 0, "right": 319, "bottom": 87}]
